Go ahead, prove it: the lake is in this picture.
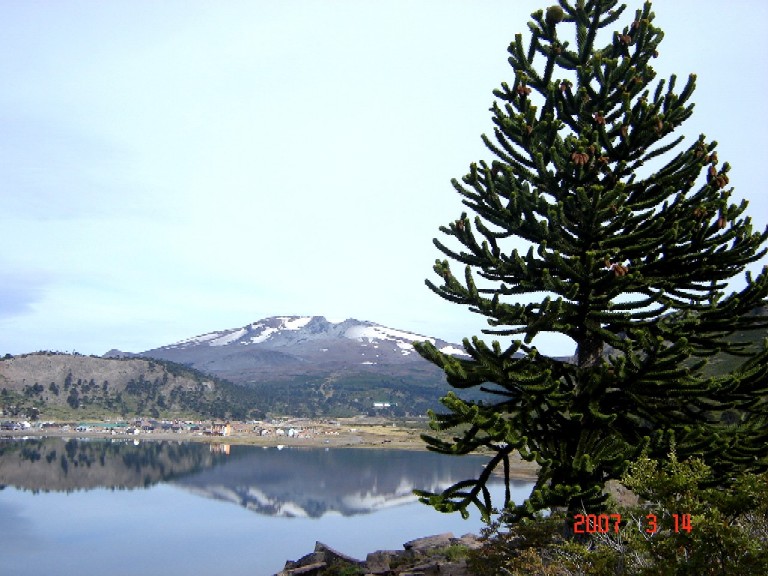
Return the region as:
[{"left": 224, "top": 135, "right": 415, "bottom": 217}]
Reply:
[{"left": 0, "top": 437, "right": 534, "bottom": 575}]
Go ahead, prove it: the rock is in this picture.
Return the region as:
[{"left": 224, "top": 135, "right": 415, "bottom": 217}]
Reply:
[
  {"left": 400, "top": 560, "right": 471, "bottom": 576},
  {"left": 604, "top": 479, "right": 640, "bottom": 507},
  {"left": 451, "top": 533, "right": 483, "bottom": 550},
  {"left": 403, "top": 533, "right": 454, "bottom": 551},
  {"left": 277, "top": 561, "right": 327, "bottom": 576},
  {"left": 276, "top": 533, "right": 479, "bottom": 576},
  {"left": 313, "top": 541, "right": 363, "bottom": 566},
  {"left": 435, "top": 562, "right": 472, "bottom": 576},
  {"left": 279, "top": 541, "right": 364, "bottom": 575},
  {"left": 365, "top": 550, "right": 404, "bottom": 574},
  {"left": 282, "top": 551, "right": 324, "bottom": 571},
  {"left": 401, "top": 563, "right": 439, "bottom": 575}
]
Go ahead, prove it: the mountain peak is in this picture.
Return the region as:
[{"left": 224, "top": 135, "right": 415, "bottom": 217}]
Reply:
[
  {"left": 133, "top": 315, "right": 472, "bottom": 415},
  {"left": 138, "top": 315, "right": 467, "bottom": 389},
  {"left": 163, "top": 315, "right": 445, "bottom": 352}
]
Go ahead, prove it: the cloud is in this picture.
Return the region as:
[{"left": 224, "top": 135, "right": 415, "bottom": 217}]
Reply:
[{"left": 0, "top": 269, "right": 49, "bottom": 319}]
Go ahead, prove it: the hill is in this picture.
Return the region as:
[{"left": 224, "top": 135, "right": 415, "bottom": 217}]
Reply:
[{"left": 0, "top": 352, "right": 262, "bottom": 421}]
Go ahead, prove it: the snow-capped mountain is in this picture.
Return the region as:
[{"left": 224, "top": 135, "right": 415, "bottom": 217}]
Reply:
[
  {"left": 172, "top": 446, "right": 509, "bottom": 518},
  {"left": 135, "top": 317, "right": 468, "bottom": 414},
  {"left": 163, "top": 316, "right": 465, "bottom": 358}
]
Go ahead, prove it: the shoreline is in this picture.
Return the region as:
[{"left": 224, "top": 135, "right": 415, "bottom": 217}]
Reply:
[{"left": 0, "top": 424, "right": 541, "bottom": 480}]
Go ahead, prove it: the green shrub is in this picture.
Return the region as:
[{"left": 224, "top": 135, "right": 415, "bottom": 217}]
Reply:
[
  {"left": 467, "top": 513, "right": 570, "bottom": 575},
  {"left": 318, "top": 564, "right": 364, "bottom": 576},
  {"left": 615, "top": 450, "right": 768, "bottom": 575},
  {"left": 470, "top": 452, "right": 768, "bottom": 575},
  {"left": 434, "top": 543, "right": 471, "bottom": 562}
]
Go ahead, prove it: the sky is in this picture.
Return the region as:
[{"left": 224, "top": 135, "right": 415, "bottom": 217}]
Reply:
[{"left": 1, "top": 1, "right": 766, "bottom": 357}]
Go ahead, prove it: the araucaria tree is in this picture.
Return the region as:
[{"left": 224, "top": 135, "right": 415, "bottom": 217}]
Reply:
[{"left": 415, "top": 0, "right": 768, "bottom": 521}]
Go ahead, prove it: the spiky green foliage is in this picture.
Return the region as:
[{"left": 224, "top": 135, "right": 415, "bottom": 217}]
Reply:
[
  {"left": 466, "top": 457, "right": 768, "bottom": 575},
  {"left": 414, "top": 0, "right": 768, "bottom": 522}
]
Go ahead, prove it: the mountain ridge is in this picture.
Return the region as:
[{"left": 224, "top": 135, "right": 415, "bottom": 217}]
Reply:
[
  {"left": 141, "top": 315, "right": 465, "bottom": 358},
  {"left": 132, "top": 315, "right": 466, "bottom": 386},
  {"left": 3, "top": 311, "right": 765, "bottom": 420},
  {"left": 127, "top": 315, "right": 470, "bottom": 417},
  {"left": 2, "top": 316, "right": 474, "bottom": 419}
]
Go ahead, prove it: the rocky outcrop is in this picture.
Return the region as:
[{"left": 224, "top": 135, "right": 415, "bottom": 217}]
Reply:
[{"left": 277, "top": 532, "right": 483, "bottom": 576}]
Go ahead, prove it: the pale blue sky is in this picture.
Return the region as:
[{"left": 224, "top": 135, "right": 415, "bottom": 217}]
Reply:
[{"left": 1, "top": 1, "right": 766, "bottom": 356}]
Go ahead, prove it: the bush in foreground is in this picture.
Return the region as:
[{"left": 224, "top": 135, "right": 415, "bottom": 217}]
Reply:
[{"left": 469, "top": 453, "right": 768, "bottom": 575}]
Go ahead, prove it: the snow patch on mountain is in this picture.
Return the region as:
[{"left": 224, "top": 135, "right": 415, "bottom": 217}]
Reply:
[
  {"left": 247, "top": 316, "right": 313, "bottom": 344},
  {"left": 277, "top": 501, "right": 309, "bottom": 518},
  {"left": 279, "top": 316, "right": 313, "bottom": 330},
  {"left": 159, "top": 315, "right": 470, "bottom": 360},
  {"left": 439, "top": 345, "right": 466, "bottom": 356},
  {"left": 341, "top": 491, "right": 418, "bottom": 512},
  {"left": 249, "top": 327, "right": 278, "bottom": 344},
  {"left": 344, "top": 324, "right": 434, "bottom": 347},
  {"left": 209, "top": 328, "right": 247, "bottom": 347},
  {"left": 171, "top": 331, "right": 223, "bottom": 347}
]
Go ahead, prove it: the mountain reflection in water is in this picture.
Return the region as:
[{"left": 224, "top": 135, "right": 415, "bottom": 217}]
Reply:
[
  {"left": 0, "top": 437, "right": 228, "bottom": 492},
  {"left": 0, "top": 438, "right": 528, "bottom": 517}
]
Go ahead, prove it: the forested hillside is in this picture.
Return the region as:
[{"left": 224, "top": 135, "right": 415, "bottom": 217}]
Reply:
[
  {"left": 0, "top": 352, "right": 263, "bottom": 420},
  {"left": 0, "top": 351, "right": 452, "bottom": 419}
]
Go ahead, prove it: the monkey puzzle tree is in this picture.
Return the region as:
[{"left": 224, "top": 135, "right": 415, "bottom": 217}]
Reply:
[{"left": 414, "top": 0, "right": 768, "bottom": 522}]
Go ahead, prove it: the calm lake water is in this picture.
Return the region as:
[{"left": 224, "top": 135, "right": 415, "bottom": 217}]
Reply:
[{"left": 0, "top": 437, "right": 534, "bottom": 576}]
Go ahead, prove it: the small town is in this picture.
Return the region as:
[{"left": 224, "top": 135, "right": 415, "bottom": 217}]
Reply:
[{"left": 0, "top": 416, "right": 431, "bottom": 450}]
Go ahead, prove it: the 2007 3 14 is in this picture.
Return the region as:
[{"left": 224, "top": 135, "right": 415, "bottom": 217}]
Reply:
[{"left": 573, "top": 513, "right": 692, "bottom": 534}]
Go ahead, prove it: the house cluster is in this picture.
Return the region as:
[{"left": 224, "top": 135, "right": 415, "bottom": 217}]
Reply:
[
  {"left": 2, "top": 417, "right": 358, "bottom": 442},
  {"left": 253, "top": 425, "right": 305, "bottom": 439},
  {"left": 1, "top": 420, "right": 32, "bottom": 431},
  {"left": 1, "top": 419, "right": 228, "bottom": 436},
  {"left": 95, "top": 419, "right": 232, "bottom": 436}
]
